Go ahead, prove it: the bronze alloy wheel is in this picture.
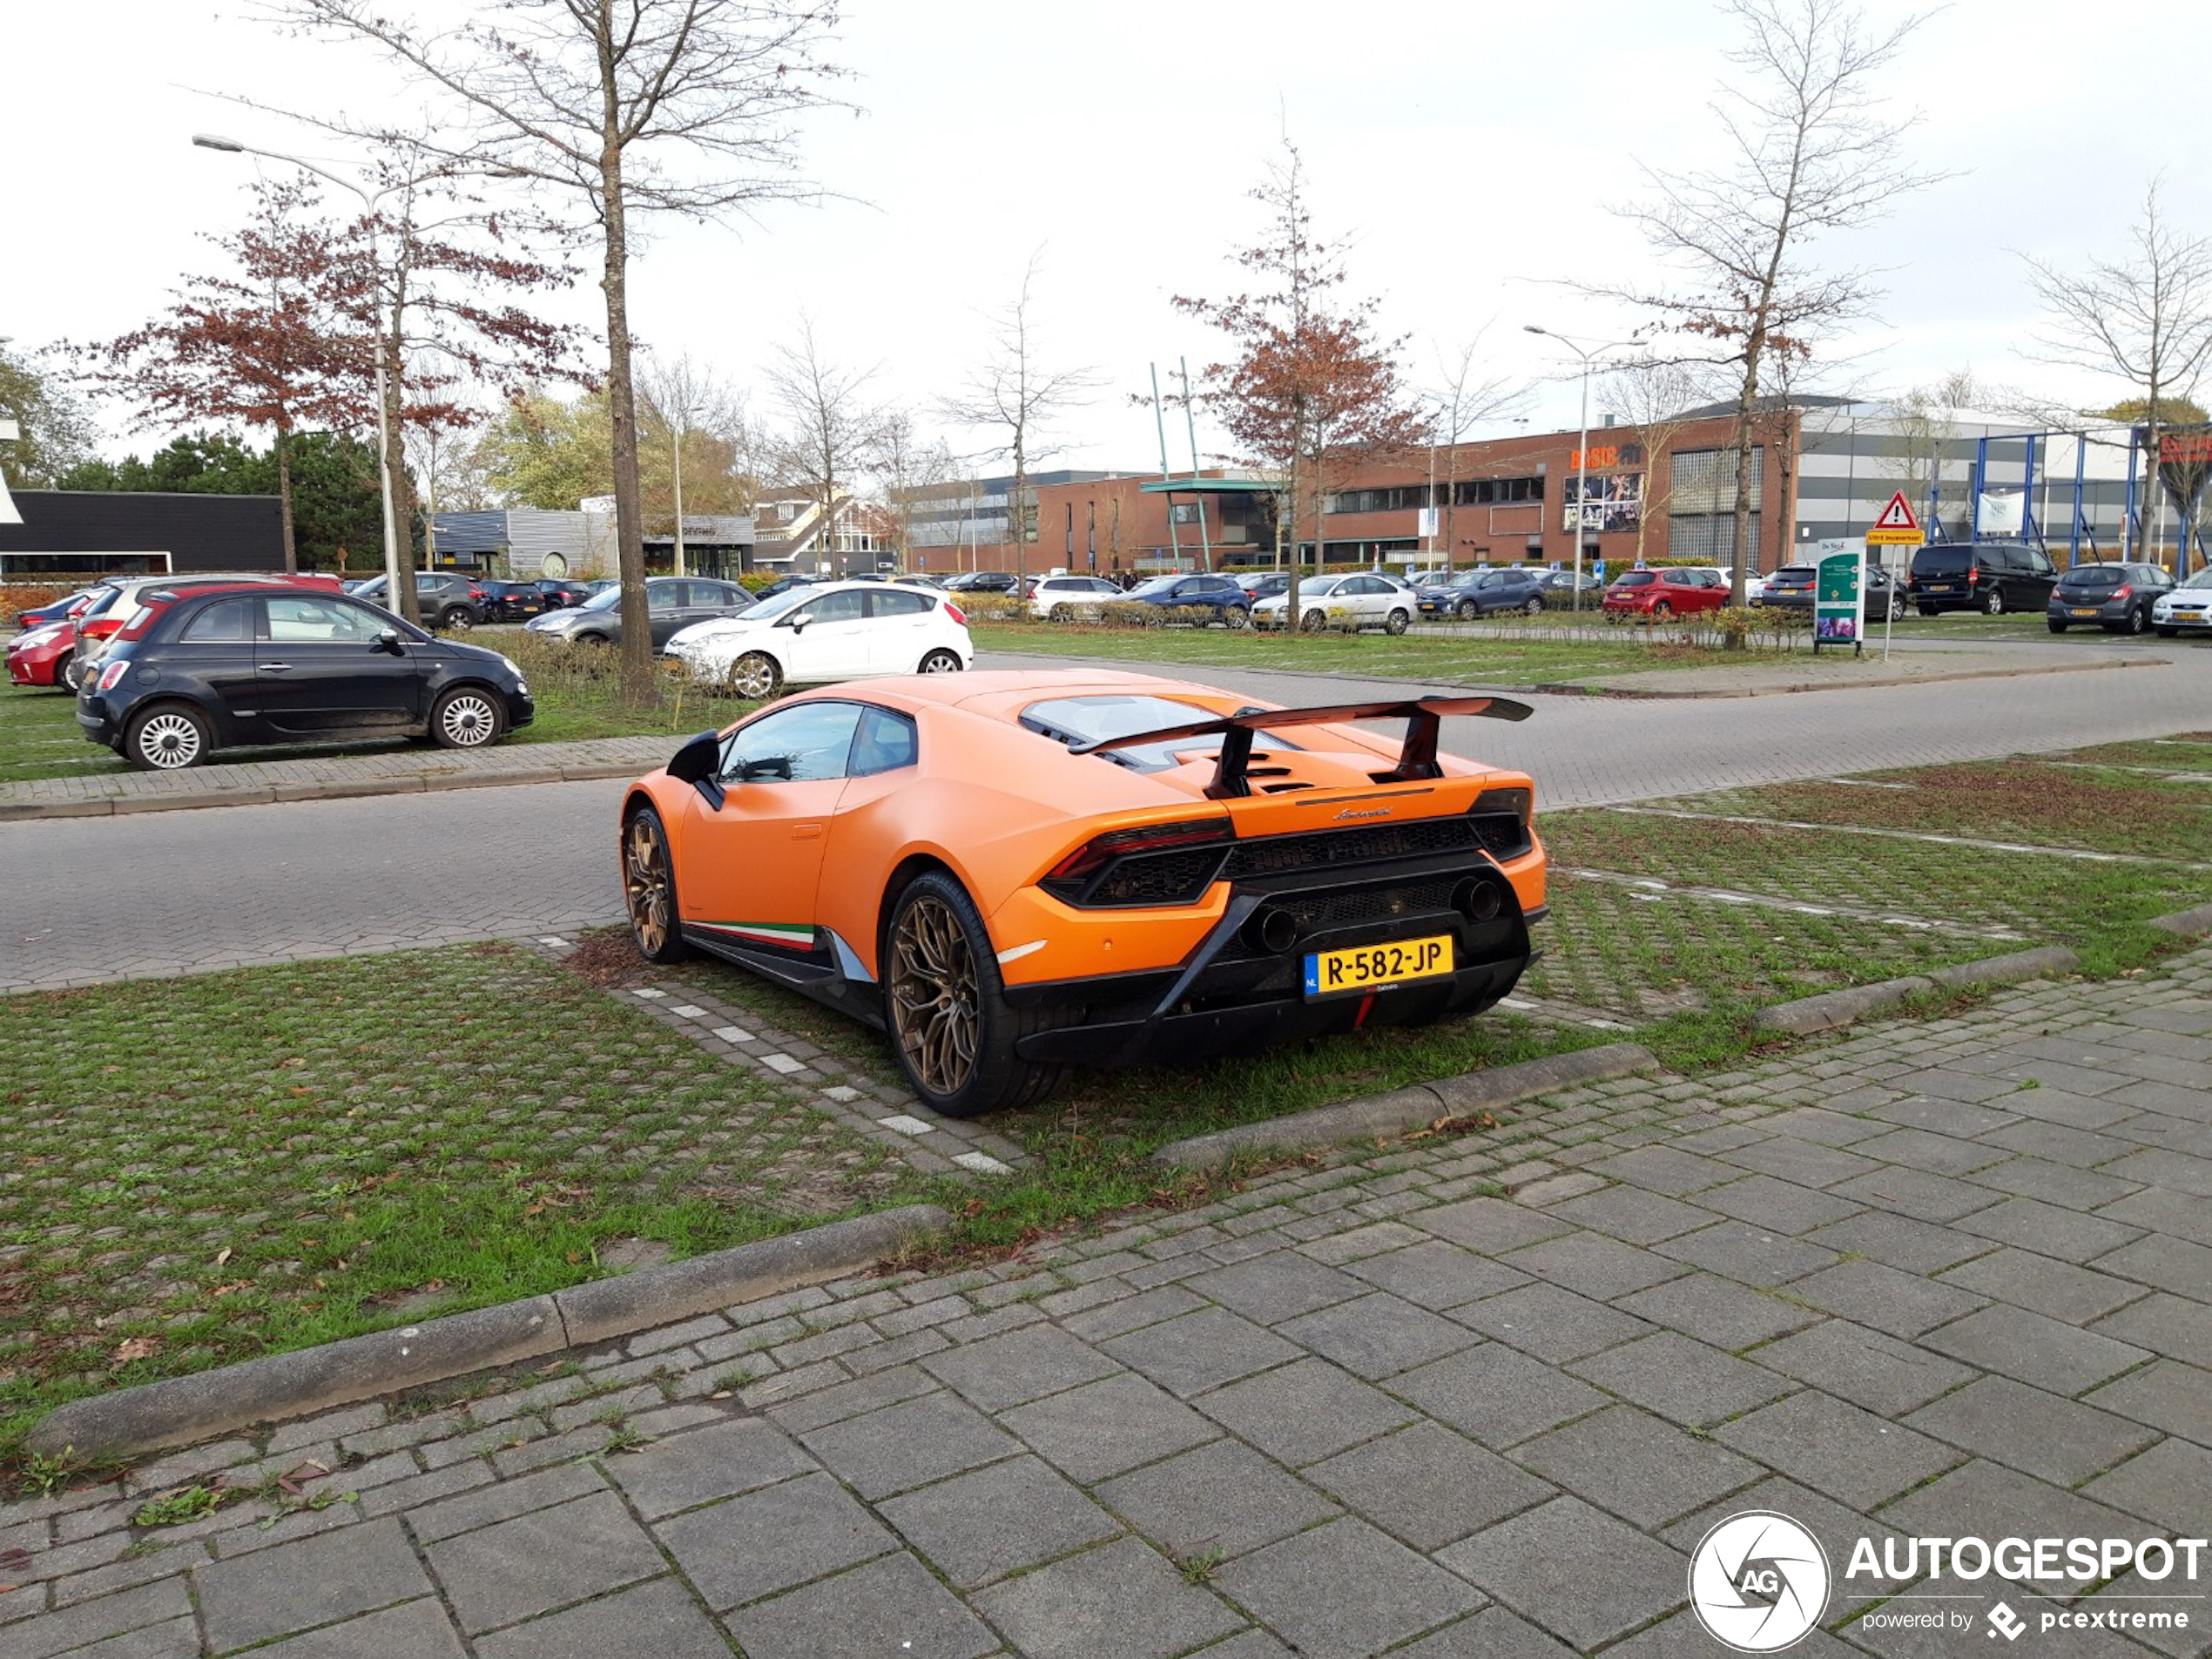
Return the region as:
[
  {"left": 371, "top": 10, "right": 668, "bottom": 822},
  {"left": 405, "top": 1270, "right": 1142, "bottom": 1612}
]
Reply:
[
  {"left": 887, "top": 890, "right": 979, "bottom": 1099},
  {"left": 623, "top": 810, "right": 685, "bottom": 961}
]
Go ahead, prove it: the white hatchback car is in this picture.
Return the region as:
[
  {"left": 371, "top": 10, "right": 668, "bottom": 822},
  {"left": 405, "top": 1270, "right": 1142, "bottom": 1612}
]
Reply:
[
  {"left": 664, "top": 580, "right": 973, "bottom": 698},
  {"left": 2153, "top": 569, "right": 2212, "bottom": 636},
  {"left": 1251, "top": 572, "right": 1417, "bottom": 634},
  {"left": 1028, "top": 575, "right": 1124, "bottom": 620}
]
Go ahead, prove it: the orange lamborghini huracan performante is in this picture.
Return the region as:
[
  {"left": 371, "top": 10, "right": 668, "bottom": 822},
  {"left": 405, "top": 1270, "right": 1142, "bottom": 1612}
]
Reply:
[{"left": 617, "top": 669, "right": 1546, "bottom": 1117}]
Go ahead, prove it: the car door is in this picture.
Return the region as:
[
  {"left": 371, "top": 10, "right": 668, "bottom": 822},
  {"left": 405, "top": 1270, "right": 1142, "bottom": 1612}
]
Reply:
[
  {"left": 2019, "top": 546, "right": 2058, "bottom": 609},
  {"left": 252, "top": 593, "right": 423, "bottom": 735},
  {"left": 1337, "top": 574, "right": 1388, "bottom": 625},
  {"left": 778, "top": 588, "right": 874, "bottom": 682},
  {"left": 673, "top": 699, "right": 864, "bottom": 946},
  {"left": 863, "top": 587, "right": 936, "bottom": 671},
  {"left": 159, "top": 596, "right": 265, "bottom": 742}
]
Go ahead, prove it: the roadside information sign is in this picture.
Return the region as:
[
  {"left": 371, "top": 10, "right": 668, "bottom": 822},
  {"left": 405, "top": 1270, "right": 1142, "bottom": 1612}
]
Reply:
[{"left": 1814, "top": 539, "right": 1863, "bottom": 656}]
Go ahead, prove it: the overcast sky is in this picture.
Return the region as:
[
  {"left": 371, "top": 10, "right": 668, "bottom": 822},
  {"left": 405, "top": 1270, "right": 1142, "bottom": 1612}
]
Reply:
[{"left": 10, "top": 0, "right": 2205, "bottom": 474}]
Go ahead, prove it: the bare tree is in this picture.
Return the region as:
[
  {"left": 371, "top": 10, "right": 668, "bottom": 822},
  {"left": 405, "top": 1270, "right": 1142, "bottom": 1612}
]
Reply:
[
  {"left": 2022, "top": 180, "right": 2212, "bottom": 564},
  {"left": 940, "top": 249, "right": 1102, "bottom": 583},
  {"left": 637, "top": 351, "right": 754, "bottom": 573},
  {"left": 1885, "top": 366, "right": 1978, "bottom": 536},
  {"left": 1603, "top": 0, "right": 1938, "bottom": 604},
  {"left": 270, "top": 0, "right": 845, "bottom": 699},
  {"left": 762, "top": 314, "right": 880, "bottom": 569},
  {"left": 1426, "top": 334, "right": 1525, "bottom": 573},
  {"left": 868, "top": 409, "right": 961, "bottom": 570},
  {"left": 1597, "top": 353, "right": 1714, "bottom": 568}
]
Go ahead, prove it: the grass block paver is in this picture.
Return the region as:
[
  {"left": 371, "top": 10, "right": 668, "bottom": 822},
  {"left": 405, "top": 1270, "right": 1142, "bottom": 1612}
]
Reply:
[
  {"left": 969, "top": 1536, "right": 1245, "bottom": 1659},
  {"left": 1095, "top": 1438, "right": 1339, "bottom": 1559},
  {"left": 1190, "top": 1357, "right": 1415, "bottom": 1467},
  {"left": 1437, "top": 1495, "right": 1686, "bottom": 1652},
  {"left": 1213, "top": 1516, "right": 1484, "bottom": 1659},
  {"left": 1903, "top": 1375, "right": 2159, "bottom": 1486},
  {"left": 1510, "top": 1404, "right": 1762, "bottom": 1529},
  {"left": 1305, "top": 1420, "right": 1555, "bottom": 1551},
  {"left": 796, "top": 1392, "right": 1020, "bottom": 1501},
  {"left": 425, "top": 1491, "right": 665, "bottom": 1636},
  {"left": 473, "top": 1579, "right": 725, "bottom": 1659},
  {"left": 997, "top": 1371, "right": 1217, "bottom": 1484},
  {"left": 652, "top": 1472, "right": 895, "bottom": 1611},
  {"left": 1920, "top": 1303, "right": 2151, "bottom": 1395},
  {"left": 878, "top": 1455, "right": 1121, "bottom": 1588},
  {"left": 1714, "top": 1390, "right": 1965, "bottom": 1510},
  {"left": 1743, "top": 1319, "right": 1974, "bottom": 1415},
  {"left": 1453, "top": 1280, "right": 1658, "bottom": 1363},
  {"left": 192, "top": 1518, "right": 431, "bottom": 1654},
  {"left": 721, "top": 1554, "right": 999, "bottom": 1659}
]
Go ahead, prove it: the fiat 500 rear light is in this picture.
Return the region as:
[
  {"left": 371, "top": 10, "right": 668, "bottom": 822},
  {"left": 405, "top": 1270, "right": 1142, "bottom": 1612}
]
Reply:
[{"left": 96, "top": 660, "right": 131, "bottom": 693}]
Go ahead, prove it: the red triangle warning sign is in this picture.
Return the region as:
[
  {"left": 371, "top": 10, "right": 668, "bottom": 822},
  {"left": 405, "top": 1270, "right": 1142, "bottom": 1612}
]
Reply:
[{"left": 1872, "top": 491, "right": 1919, "bottom": 532}]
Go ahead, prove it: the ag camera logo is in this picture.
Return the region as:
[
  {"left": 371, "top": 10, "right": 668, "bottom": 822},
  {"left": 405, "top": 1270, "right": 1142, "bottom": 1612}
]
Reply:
[{"left": 1689, "top": 1511, "right": 1831, "bottom": 1652}]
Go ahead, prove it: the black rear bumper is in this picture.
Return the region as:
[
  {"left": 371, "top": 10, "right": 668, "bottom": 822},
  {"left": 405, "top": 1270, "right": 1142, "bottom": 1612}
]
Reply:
[{"left": 1005, "top": 867, "right": 1538, "bottom": 1069}]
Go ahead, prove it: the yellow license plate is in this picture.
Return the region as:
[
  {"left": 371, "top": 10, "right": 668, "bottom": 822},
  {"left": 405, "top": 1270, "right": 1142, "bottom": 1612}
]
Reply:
[
  {"left": 1304, "top": 934, "right": 1454, "bottom": 998},
  {"left": 2070, "top": 607, "right": 2098, "bottom": 617}
]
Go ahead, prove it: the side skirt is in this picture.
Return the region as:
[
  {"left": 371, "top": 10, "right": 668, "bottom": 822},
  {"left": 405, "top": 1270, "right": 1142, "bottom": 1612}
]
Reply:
[{"left": 678, "top": 927, "right": 887, "bottom": 1033}]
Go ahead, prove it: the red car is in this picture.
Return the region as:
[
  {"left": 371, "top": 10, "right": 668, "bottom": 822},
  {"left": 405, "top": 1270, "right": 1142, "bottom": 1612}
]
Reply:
[
  {"left": 7, "top": 621, "right": 78, "bottom": 690},
  {"left": 1602, "top": 565, "right": 1731, "bottom": 621}
]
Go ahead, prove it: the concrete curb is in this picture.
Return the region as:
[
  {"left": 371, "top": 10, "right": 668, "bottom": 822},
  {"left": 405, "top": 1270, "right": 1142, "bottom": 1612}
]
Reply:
[
  {"left": 27, "top": 1204, "right": 950, "bottom": 1461},
  {"left": 2148, "top": 902, "right": 2212, "bottom": 939},
  {"left": 0, "top": 759, "right": 651, "bottom": 822},
  {"left": 1532, "top": 656, "right": 2162, "bottom": 701},
  {"left": 1755, "top": 946, "right": 2080, "bottom": 1036},
  {"left": 1147, "top": 1042, "right": 1656, "bottom": 1171}
]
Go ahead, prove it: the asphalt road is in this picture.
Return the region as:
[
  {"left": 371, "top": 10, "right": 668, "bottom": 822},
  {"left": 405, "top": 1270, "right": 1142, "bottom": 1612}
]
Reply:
[{"left": 6, "top": 637, "right": 2207, "bottom": 992}]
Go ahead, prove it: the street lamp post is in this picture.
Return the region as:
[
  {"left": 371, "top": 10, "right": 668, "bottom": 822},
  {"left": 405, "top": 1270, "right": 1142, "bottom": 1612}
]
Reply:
[
  {"left": 194, "top": 134, "right": 407, "bottom": 611},
  {"left": 1524, "top": 325, "right": 1636, "bottom": 612}
]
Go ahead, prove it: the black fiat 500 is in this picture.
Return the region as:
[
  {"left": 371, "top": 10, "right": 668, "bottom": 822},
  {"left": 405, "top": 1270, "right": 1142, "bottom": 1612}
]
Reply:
[{"left": 78, "top": 584, "right": 535, "bottom": 770}]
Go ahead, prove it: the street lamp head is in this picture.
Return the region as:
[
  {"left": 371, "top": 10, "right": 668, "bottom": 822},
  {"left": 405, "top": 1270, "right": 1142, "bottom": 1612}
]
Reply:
[
  {"left": 1522, "top": 325, "right": 1548, "bottom": 336},
  {"left": 192, "top": 133, "right": 246, "bottom": 153}
]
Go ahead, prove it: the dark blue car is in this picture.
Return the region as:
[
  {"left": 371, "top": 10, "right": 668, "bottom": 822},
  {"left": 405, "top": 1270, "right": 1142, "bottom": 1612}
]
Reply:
[
  {"left": 1123, "top": 573, "right": 1251, "bottom": 626},
  {"left": 1417, "top": 568, "right": 1548, "bottom": 619}
]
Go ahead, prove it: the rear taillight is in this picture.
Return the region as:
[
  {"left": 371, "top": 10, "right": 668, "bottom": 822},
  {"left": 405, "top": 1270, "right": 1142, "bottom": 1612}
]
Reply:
[
  {"left": 943, "top": 602, "right": 968, "bottom": 626},
  {"left": 96, "top": 660, "right": 130, "bottom": 694},
  {"left": 1474, "top": 786, "right": 1533, "bottom": 828},
  {"left": 2113, "top": 584, "right": 2133, "bottom": 600},
  {"left": 1048, "top": 818, "right": 1232, "bottom": 884},
  {"left": 85, "top": 618, "right": 120, "bottom": 638},
  {"left": 1965, "top": 568, "right": 1979, "bottom": 585}
]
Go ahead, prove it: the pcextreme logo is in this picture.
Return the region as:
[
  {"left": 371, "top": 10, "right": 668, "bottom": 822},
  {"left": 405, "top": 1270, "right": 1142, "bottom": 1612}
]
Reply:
[{"left": 1690, "top": 1512, "right": 2210, "bottom": 1650}]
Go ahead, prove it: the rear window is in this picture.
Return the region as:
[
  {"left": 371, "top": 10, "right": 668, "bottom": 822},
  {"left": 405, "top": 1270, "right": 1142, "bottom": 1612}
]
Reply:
[
  {"left": 1775, "top": 567, "right": 1816, "bottom": 581},
  {"left": 1911, "top": 547, "right": 1971, "bottom": 577},
  {"left": 1614, "top": 571, "right": 1657, "bottom": 588},
  {"left": 1023, "top": 693, "right": 1298, "bottom": 772},
  {"left": 2060, "top": 567, "right": 2122, "bottom": 588}
]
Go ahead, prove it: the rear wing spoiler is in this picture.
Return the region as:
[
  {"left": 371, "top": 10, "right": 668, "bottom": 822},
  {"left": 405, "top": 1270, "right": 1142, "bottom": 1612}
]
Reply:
[{"left": 1068, "top": 695, "right": 1534, "bottom": 800}]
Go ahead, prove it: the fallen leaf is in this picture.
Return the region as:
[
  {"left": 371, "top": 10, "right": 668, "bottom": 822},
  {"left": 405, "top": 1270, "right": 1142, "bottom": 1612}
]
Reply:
[
  {"left": 213, "top": 1247, "right": 233, "bottom": 1268},
  {"left": 109, "top": 1336, "right": 159, "bottom": 1367}
]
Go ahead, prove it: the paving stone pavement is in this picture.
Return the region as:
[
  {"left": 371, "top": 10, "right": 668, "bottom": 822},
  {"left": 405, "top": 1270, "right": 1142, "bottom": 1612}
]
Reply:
[{"left": 10, "top": 954, "right": 2212, "bottom": 1656}]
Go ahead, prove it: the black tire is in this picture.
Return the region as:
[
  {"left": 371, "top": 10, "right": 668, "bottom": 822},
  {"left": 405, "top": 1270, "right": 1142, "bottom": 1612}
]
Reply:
[
  {"left": 1982, "top": 589, "right": 2005, "bottom": 616},
  {"left": 1385, "top": 608, "right": 1411, "bottom": 636},
  {"left": 727, "top": 651, "right": 783, "bottom": 699},
  {"left": 2050, "top": 618, "right": 2068, "bottom": 633},
  {"left": 577, "top": 631, "right": 613, "bottom": 646},
  {"left": 881, "top": 871, "right": 1059, "bottom": 1117},
  {"left": 1522, "top": 597, "right": 1543, "bottom": 616},
  {"left": 1455, "top": 599, "right": 1477, "bottom": 621},
  {"left": 1049, "top": 603, "right": 1075, "bottom": 623},
  {"left": 1223, "top": 605, "right": 1250, "bottom": 630},
  {"left": 59, "top": 652, "right": 84, "bottom": 695},
  {"left": 1918, "top": 605, "right": 1939, "bottom": 617},
  {"left": 1651, "top": 601, "right": 1673, "bottom": 619},
  {"left": 123, "top": 701, "right": 212, "bottom": 771},
  {"left": 2128, "top": 605, "right": 2149, "bottom": 636},
  {"left": 439, "top": 604, "right": 474, "bottom": 631},
  {"left": 917, "top": 648, "right": 963, "bottom": 675},
  {"left": 1300, "top": 608, "right": 1326, "bottom": 632},
  {"left": 428, "top": 684, "right": 506, "bottom": 748},
  {"left": 621, "top": 806, "right": 691, "bottom": 963}
]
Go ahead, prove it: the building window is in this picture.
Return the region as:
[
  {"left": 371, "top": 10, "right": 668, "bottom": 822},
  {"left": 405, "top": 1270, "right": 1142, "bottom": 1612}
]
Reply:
[
  {"left": 1669, "top": 447, "right": 1764, "bottom": 515},
  {"left": 1451, "top": 475, "right": 1545, "bottom": 507}
]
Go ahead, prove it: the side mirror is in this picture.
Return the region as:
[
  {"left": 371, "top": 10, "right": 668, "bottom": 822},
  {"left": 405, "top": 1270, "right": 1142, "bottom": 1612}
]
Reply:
[
  {"left": 666, "top": 729, "right": 725, "bottom": 808},
  {"left": 376, "top": 628, "right": 403, "bottom": 654}
]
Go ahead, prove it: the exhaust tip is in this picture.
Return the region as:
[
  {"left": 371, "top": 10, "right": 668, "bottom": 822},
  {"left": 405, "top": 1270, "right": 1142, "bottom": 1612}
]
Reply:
[
  {"left": 1454, "top": 878, "right": 1503, "bottom": 922},
  {"left": 1244, "top": 905, "right": 1299, "bottom": 954}
]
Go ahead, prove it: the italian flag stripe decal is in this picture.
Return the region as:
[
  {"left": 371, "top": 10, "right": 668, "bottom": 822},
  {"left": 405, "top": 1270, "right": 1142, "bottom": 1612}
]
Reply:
[{"left": 692, "top": 921, "right": 819, "bottom": 948}]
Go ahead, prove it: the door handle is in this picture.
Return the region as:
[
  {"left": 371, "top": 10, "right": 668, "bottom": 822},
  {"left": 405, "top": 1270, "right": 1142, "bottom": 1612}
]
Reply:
[{"left": 258, "top": 663, "right": 293, "bottom": 672}]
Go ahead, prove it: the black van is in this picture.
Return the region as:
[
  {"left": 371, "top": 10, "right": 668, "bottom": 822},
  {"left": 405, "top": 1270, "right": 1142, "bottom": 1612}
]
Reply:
[{"left": 1906, "top": 541, "right": 2059, "bottom": 616}]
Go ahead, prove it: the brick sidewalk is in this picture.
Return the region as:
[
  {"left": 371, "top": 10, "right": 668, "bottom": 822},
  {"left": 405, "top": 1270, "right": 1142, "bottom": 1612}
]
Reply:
[{"left": 8, "top": 955, "right": 2209, "bottom": 1657}]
